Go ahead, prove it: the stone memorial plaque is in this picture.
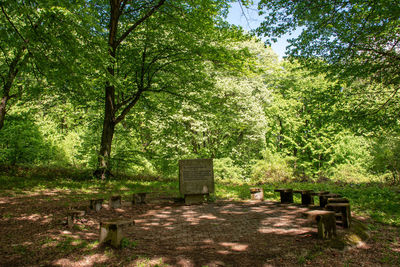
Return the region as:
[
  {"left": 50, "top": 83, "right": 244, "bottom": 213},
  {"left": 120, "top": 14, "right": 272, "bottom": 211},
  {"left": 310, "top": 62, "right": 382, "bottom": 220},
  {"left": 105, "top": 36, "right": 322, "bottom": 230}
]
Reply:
[{"left": 179, "top": 159, "right": 214, "bottom": 196}]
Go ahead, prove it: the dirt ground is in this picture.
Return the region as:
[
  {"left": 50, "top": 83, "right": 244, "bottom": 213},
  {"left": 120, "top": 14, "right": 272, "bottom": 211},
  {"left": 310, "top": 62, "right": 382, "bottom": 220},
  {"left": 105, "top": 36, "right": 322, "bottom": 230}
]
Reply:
[{"left": 0, "top": 191, "right": 399, "bottom": 266}]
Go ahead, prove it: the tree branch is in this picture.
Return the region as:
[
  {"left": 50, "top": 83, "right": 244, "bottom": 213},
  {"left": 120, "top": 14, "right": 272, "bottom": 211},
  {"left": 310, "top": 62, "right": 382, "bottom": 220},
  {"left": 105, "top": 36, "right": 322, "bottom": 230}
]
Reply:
[
  {"left": 116, "top": 0, "right": 165, "bottom": 47},
  {"left": 114, "top": 90, "right": 143, "bottom": 124},
  {"left": 1, "top": 5, "right": 27, "bottom": 43}
]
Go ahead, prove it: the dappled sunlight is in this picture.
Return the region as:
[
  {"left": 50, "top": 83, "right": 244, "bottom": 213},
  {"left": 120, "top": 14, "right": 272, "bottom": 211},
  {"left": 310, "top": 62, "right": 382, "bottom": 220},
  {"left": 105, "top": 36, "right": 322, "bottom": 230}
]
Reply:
[
  {"left": 176, "top": 257, "right": 193, "bottom": 266},
  {"left": 219, "top": 242, "right": 249, "bottom": 251},
  {"left": 53, "top": 253, "right": 108, "bottom": 267},
  {"left": 356, "top": 241, "right": 371, "bottom": 249},
  {"left": 259, "top": 227, "right": 313, "bottom": 235},
  {"left": 112, "top": 208, "right": 126, "bottom": 213},
  {"left": 217, "top": 249, "right": 231, "bottom": 255},
  {"left": 15, "top": 213, "right": 53, "bottom": 224},
  {"left": 133, "top": 256, "right": 170, "bottom": 267},
  {"left": 198, "top": 213, "right": 220, "bottom": 220},
  {"left": 0, "top": 186, "right": 394, "bottom": 266}
]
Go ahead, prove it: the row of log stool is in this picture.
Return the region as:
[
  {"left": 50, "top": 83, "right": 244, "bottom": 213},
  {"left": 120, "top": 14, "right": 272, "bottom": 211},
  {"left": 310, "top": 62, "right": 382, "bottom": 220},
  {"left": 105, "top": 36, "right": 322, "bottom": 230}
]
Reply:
[
  {"left": 66, "top": 193, "right": 148, "bottom": 248},
  {"left": 274, "top": 189, "right": 351, "bottom": 239},
  {"left": 90, "top": 193, "right": 148, "bottom": 212}
]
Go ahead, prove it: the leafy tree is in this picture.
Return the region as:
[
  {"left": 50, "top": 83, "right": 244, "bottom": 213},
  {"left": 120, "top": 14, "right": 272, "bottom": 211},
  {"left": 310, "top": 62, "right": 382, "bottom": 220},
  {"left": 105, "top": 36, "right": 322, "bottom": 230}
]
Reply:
[
  {"left": 256, "top": 0, "right": 399, "bottom": 109},
  {"left": 74, "top": 0, "right": 253, "bottom": 178},
  {"left": 108, "top": 38, "right": 276, "bottom": 176},
  {"left": 0, "top": 0, "right": 92, "bottom": 131},
  {"left": 264, "top": 61, "right": 344, "bottom": 177}
]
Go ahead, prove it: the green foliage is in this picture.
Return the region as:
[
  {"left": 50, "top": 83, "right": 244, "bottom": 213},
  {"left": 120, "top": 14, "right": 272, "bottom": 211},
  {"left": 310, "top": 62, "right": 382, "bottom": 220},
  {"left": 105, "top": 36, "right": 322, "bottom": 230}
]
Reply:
[
  {"left": 371, "top": 133, "right": 400, "bottom": 184},
  {"left": 329, "top": 164, "right": 378, "bottom": 184},
  {"left": 213, "top": 158, "right": 245, "bottom": 184},
  {"left": 0, "top": 0, "right": 398, "bottom": 187},
  {"left": 120, "top": 238, "right": 137, "bottom": 249},
  {"left": 251, "top": 150, "right": 293, "bottom": 184},
  {"left": 0, "top": 113, "right": 63, "bottom": 165},
  {"left": 329, "top": 133, "right": 372, "bottom": 168},
  {"left": 257, "top": 0, "right": 400, "bottom": 91}
]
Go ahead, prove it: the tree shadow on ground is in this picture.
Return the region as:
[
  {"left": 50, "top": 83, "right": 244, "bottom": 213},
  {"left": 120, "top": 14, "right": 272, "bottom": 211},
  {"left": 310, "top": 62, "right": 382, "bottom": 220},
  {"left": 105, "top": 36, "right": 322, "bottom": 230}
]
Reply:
[{"left": 1, "top": 191, "right": 398, "bottom": 267}]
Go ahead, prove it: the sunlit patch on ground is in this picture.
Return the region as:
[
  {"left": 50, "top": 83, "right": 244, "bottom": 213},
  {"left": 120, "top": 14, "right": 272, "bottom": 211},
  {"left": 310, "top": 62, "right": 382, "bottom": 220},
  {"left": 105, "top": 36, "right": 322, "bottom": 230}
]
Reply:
[
  {"left": 0, "top": 189, "right": 399, "bottom": 266},
  {"left": 53, "top": 253, "right": 108, "bottom": 267}
]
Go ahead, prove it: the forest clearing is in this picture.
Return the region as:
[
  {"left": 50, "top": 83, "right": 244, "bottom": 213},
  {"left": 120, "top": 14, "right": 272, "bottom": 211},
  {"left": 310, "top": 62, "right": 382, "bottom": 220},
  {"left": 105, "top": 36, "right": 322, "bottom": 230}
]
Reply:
[{"left": 0, "top": 0, "right": 399, "bottom": 266}]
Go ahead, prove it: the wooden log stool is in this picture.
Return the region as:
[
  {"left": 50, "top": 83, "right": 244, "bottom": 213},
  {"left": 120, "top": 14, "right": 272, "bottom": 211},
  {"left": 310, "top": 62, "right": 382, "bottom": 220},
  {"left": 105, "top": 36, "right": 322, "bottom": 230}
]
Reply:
[
  {"left": 99, "top": 220, "right": 135, "bottom": 248},
  {"left": 132, "top": 193, "right": 147, "bottom": 204},
  {"left": 66, "top": 209, "right": 85, "bottom": 228},
  {"left": 325, "top": 203, "right": 351, "bottom": 228},
  {"left": 109, "top": 195, "right": 122, "bottom": 209},
  {"left": 327, "top": 197, "right": 349, "bottom": 204},
  {"left": 319, "top": 193, "right": 341, "bottom": 208},
  {"left": 90, "top": 199, "right": 104, "bottom": 212},
  {"left": 293, "top": 190, "right": 314, "bottom": 205},
  {"left": 305, "top": 210, "right": 336, "bottom": 239},
  {"left": 274, "top": 188, "right": 293, "bottom": 203},
  {"left": 250, "top": 187, "right": 264, "bottom": 200}
]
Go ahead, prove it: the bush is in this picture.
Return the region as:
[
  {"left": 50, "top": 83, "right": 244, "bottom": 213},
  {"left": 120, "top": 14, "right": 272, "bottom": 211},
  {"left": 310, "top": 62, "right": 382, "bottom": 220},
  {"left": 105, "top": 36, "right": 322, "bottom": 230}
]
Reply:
[
  {"left": 329, "top": 163, "right": 381, "bottom": 184},
  {"left": 0, "top": 114, "right": 64, "bottom": 165},
  {"left": 213, "top": 158, "right": 246, "bottom": 184},
  {"left": 251, "top": 150, "right": 293, "bottom": 184},
  {"left": 371, "top": 134, "right": 400, "bottom": 184}
]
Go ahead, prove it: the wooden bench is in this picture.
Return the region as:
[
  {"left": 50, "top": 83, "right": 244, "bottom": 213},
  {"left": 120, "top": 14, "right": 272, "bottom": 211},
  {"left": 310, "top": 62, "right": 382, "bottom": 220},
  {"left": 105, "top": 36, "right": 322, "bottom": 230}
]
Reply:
[
  {"left": 90, "top": 199, "right": 104, "bottom": 212},
  {"left": 325, "top": 203, "right": 351, "bottom": 228},
  {"left": 99, "top": 220, "right": 135, "bottom": 248},
  {"left": 66, "top": 209, "right": 86, "bottom": 228},
  {"left": 293, "top": 190, "right": 314, "bottom": 205},
  {"left": 132, "top": 192, "right": 148, "bottom": 204},
  {"left": 250, "top": 187, "right": 264, "bottom": 200},
  {"left": 109, "top": 195, "right": 122, "bottom": 209},
  {"left": 274, "top": 188, "right": 293, "bottom": 203},
  {"left": 305, "top": 210, "right": 336, "bottom": 239}
]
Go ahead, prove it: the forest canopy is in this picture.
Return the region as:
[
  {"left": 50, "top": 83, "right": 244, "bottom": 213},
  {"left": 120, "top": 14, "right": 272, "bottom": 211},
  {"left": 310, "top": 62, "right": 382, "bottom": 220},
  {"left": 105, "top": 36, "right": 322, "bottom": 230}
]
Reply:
[{"left": 0, "top": 0, "right": 399, "bottom": 184}]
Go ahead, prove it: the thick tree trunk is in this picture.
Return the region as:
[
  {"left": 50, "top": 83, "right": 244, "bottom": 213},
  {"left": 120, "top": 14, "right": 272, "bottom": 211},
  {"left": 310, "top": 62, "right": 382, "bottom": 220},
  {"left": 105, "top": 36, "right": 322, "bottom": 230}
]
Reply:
[
  {"left": 96, "top": 84, "right": 116, "bottom": 179},
  {"left": 95, "top": 0, "right": 119, "bottom": 179},
  {"left": 0, "top": 95, "right": 9, "bottom": 131}
]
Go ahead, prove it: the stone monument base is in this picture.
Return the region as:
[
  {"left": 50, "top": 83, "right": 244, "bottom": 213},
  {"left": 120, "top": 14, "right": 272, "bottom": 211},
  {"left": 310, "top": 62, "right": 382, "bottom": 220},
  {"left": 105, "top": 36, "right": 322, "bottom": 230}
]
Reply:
[{"left": 184, "top": 194, "right": 207, "bottom": 205}]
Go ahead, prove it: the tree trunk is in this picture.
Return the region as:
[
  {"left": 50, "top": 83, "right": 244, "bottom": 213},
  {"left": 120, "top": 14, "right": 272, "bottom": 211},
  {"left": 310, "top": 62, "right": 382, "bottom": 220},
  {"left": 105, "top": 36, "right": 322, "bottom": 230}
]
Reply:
[
  {"left": 96, "top": 84, "right": 116, "bottom": 179},
  {"left": 0, "top": 94, "right": 9, "bottom": 131},
  {"left": 0, "top": 47, "right": 24, "bottom": 131},
  {"left": 95, "top": 0, "right": 119, "bottom": 179}
]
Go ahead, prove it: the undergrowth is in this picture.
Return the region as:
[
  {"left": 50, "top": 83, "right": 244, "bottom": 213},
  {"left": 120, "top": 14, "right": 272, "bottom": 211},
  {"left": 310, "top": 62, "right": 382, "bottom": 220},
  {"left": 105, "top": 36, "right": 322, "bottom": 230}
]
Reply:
[{"left": 0, "top": 165, "right": 399, "bottom": 226}]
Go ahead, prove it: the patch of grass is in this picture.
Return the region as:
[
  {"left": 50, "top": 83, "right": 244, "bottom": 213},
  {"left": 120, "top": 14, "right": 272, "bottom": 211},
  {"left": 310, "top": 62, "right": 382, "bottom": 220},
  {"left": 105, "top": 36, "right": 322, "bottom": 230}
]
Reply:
[
  {"left": 39, "top": 237, "right": 55, "bottom": 245},
  {"left": 56, "top": 236, "right": 88, "bottom": 253},
  {"left": 297, "top": 255, "right": 306, "bottom": 265},
  {"left": 120, "top": 237, "right": 137, "bottom": 249},
  {"left": 2, "top": 212, "right": 13, "bottom": 219},
  {"left": 104, "top": 247, "right": 114, "bottom": 257},
  {"left": 12, "top": 244, "right": 28, "bottom": 255},
  {"left": 72, "top": 224, "right": 87, "bottom": 231},
  {"left": 86, "top": 240, "right": 99, "bottom": 250},
  {"left": 135, "top": 256, "right": 169, "bottom": 267}
]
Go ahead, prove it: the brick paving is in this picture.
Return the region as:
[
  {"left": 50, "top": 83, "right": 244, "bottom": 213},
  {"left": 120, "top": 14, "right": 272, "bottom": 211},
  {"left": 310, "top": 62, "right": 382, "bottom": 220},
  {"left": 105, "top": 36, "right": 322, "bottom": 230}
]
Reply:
[
  {"left": 0, "top": 194, "right": 352, "bottom": 267},
  {"left": 124, "top": 200, "right": 318, "bottom": 266}
]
